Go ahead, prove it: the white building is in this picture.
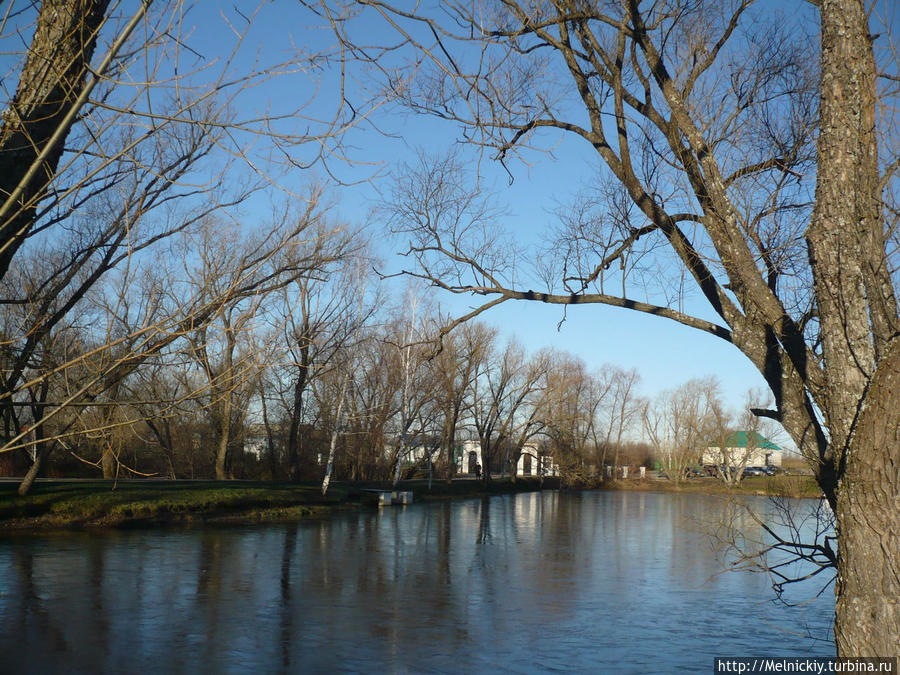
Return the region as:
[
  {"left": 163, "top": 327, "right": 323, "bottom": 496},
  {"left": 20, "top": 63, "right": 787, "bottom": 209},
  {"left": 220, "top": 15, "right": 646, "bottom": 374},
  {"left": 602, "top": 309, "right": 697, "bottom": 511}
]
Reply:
[
  {"left": 460, "top": 439, "right": 482, "bottom": 474},
  {"left": 457, "top": 440, "right": 558, "bottom": 477},
  {"left": 701, "top": 431, "right": 783, "bottom": 468},
  {"left": 516, "top": 442, "right": 559, "bottom": 477}
]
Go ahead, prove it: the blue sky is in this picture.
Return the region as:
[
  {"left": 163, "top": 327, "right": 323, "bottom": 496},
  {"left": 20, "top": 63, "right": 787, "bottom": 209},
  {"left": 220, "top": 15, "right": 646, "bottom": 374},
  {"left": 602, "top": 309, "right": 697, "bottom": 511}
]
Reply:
[
  {"left": 179, "top": 2, "right": 805, "bottom": 418},
  {"left": 327, "top": 117, "right": 769, "bottom": 416}
]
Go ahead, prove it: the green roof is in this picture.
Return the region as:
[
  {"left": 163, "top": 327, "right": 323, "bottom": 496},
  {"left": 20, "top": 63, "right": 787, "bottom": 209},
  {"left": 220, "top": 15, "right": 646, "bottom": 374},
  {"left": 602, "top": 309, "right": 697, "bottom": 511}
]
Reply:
[{"left": 716, "top": 431, "right": 780, "bottom": 450}]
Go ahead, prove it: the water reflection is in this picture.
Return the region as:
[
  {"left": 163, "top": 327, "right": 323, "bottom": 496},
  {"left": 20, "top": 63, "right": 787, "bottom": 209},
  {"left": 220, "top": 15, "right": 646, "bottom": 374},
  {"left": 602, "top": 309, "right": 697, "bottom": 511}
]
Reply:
[{"left": 0, "top": 491, "right": 833, "bottom": 673}]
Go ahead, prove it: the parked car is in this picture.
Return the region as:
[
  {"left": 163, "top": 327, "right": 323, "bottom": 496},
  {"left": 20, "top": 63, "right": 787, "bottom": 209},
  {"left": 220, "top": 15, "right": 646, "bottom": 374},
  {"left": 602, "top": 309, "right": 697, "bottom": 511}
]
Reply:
[{"left": 742, "top": 466, "right": 764, "bottom": 477}]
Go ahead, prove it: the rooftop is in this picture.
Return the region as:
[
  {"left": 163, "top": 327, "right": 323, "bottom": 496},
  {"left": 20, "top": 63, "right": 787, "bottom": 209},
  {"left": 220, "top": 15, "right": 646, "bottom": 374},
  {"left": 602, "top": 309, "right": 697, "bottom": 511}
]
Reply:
[{"left": 710, "top": 430, "right": 781, "bottom": 450}]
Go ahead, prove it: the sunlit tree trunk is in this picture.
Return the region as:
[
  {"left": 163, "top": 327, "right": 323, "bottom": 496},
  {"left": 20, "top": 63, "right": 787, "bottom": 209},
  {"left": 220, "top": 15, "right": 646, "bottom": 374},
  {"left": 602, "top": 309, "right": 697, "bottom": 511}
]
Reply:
[
  {"left": 810, "top": 0, "right": 900, "bottom": 655},
  {"left": 835, "top": 343, "right": 900, "bottom": 654},
  {"left": 18, "top": 444, "right": 51, "bottom": 497},
  {"left": 211, "top": 325, "right": 237, "bottom": 481},
  {"left": 321, "top": 375, "right": 348, "bottom": 497},
  {"left": 18, "top": 380, "right": 51, "bottom": 496}
]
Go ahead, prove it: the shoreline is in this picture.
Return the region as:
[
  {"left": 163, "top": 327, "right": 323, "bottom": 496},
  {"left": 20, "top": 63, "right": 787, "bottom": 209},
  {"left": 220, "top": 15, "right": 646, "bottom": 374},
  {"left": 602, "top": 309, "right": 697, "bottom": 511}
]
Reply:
[
  {"left": 593, "top": 473, "right": 821, "bottom": 499},
  {"left": 0, "top": 477, "right": 554, "bottom": 533},
  {"left": 0, "top": 473, "right": 821, "bottom": 533}
]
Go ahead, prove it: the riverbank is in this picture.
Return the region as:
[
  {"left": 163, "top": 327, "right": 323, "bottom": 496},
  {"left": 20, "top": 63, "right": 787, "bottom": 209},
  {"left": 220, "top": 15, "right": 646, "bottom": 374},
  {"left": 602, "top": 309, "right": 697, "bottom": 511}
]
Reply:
[
  {"left": 0, "top": 473, "right": 820, "bottom": 532},
  {"left": 599, "top": 473, "right": 823, "bottom": 499},
  {"left": 0, "top": 477, "right": 556, "bottom": 531}
]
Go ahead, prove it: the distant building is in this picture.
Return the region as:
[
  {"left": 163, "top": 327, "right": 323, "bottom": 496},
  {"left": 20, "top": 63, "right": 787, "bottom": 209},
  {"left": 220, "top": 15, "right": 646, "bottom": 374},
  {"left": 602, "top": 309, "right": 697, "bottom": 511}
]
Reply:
[
  {"left": 242, "top": 424, "right": 269, "bottom": 459},
  {"left": 460, "top": 439, "right": 482, "bottom": 474},
  {"left": 701, "top": 431, "right": 782, "bottom": 468},
  {"left": 457, "top": 440, "right": 557, "bottom": 477},
  {"left": 516, "top": 442, "right": 558, "bottom": 477}
]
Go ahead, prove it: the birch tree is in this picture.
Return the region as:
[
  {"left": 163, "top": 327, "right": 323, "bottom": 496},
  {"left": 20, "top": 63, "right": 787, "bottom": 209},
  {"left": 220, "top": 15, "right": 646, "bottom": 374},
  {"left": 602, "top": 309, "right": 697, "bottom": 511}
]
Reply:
[
  {"left": 384, "top": 291, "right": 440, "bottom": 486},
  {"left": 273, "top": 219, "right": 365, "bottom": 481},
  {"left": 319, "top": 258, "right": 375, "bottom": 495}
]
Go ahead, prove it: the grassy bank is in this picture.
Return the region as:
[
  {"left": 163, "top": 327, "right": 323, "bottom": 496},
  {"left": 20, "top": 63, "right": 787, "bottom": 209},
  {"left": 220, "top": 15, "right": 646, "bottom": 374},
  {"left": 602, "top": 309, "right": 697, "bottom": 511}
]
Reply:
[
  {"left": 0, "top": 473, "right": 818, "bottom": 532},
  {"left": 600, "top": 473, "right": 823, "bottom": 499},
  {"left": 0, "top": 477, "right": 555, "bottom": 531},
  {"left": 0, "top": 480, "right": 338, "bottom": 530}
]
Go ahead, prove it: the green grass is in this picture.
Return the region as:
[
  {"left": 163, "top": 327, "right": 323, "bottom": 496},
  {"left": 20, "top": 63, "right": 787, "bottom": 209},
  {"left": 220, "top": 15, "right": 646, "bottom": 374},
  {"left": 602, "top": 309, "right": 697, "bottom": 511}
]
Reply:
[
  {"left": 737, "top": 474, "right": 821, "bottom": 496},
  {"left": 0, "top": 477, "right": 553, "bottom": 530},
  {"left": 604, "top": 473, "right": 822, "bottom": 499},
  {"left": 0, "top": 480, "right": 346, "bottom": 530},
  {"left": 0, "top": 473, "right": 817, "bottom": 532}
]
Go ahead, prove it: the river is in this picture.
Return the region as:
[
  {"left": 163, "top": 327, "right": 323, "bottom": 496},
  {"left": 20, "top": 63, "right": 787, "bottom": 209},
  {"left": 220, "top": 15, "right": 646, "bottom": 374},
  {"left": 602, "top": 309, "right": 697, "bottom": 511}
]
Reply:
[{"left": 0, "top": 490, "right": 834, "bottom": 673}]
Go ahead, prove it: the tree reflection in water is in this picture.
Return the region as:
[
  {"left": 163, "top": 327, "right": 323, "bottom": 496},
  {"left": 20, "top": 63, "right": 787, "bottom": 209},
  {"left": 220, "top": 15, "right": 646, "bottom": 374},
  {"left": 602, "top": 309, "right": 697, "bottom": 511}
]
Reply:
[{"left": 0, "top": 492, "right": 833, "bottom": 672}]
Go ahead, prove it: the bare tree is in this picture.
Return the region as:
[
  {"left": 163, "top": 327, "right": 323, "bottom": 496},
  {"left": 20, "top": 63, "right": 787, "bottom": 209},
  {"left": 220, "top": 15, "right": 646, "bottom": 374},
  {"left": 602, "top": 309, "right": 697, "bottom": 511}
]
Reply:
[
  {"left": 468, "top": 338, "right": 544, "bottom": 484},
  {"left": 502, "top": 350, "right": 552, "bottom": 481},
  {"left": 342, "top": 325, "right": 400, "bottom": 480},
  {"left": 540, "top": 351, "right": 603, "bottom": 484},
  {"left": 318, "top": 257, "right": 377, "bottom": 495},
  {"left": 384, "top": 289, "right": 440, "bottom": 486},
  {"left": 267, "top": 213, "right": 366, "bottom": 481},
  {"left": 430, "top": 320, "right": 495, "bottom": 481},
  {"left": 604, "top": 367, "right": 642, "bottom": 473},
  {"left": 125, "top": 357, "right": 199, "bottom": 479},
  {"left": 177, "top": 206, "right": 342, "bottom": 480},
  {"left": 330, "top": 0, "right": 900, "bottom": 651},
  {"left": 7, "top": 193, "right": 350, "bottom": 487},
  {"left": 0, "top": 1, "right": 365, "bottom": 483},
  {"left": 643, "top": 377, "right": 717, "bottom": 485}
]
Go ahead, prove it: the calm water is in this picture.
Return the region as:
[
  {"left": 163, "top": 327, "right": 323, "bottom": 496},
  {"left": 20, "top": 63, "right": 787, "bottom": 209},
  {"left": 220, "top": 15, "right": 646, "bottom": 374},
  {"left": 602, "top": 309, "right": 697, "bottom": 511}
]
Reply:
[{"left": 0, "top": 491, "right": 834, "bottom": 673}]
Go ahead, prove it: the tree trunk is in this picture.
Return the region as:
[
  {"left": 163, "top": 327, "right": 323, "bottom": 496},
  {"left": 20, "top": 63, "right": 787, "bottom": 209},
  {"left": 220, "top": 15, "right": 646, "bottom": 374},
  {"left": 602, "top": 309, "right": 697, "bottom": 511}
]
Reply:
[
  {"left": 321, "top": 373, "right": 349, "bottom": 496},
  {"left": 17, "top": 387, "right": 51, "bottom": 496},
  {"left": 321, "top": 428, "right": 339, "bottom": 497},
  {"left": 259, "top": 382, "right": 279, "bottom": 481},
  {"left": 99, "top": 393, "right": 120, "bottom": 479},
  {"left": 599, "top": 443, "right": 610, "bottom": 481},
  {"left": 481, "top": 440, "right": 491, "bottom": 486},
  {"left": 0, "top": 0, "right": 111, "bottom": 280},
  {"left": 806, "top": 0, "right": 899, "bottom": 654},
  {"left": 808, "top": 0, "right": 881, "bottom": 502},
  {"left": 833, "top": 341, "right": 900, "bottom": 656},
  {"left": 443, "top": 417, "right": 457, "bottom": 483},
  {"left": 18, "top": 443, "right": 53, "bottom": 496},
  {"left": 392, "top": 432, "right": 406, "bottom": 488},
  {"left": 101, "top": 441, "right": 116, "bottom": 479},
  {"left": 214, "top": 403, "right": 232, "bottom": 480},
  {"left": 287, "top": 355, "right": 309, "bottom": 481}
]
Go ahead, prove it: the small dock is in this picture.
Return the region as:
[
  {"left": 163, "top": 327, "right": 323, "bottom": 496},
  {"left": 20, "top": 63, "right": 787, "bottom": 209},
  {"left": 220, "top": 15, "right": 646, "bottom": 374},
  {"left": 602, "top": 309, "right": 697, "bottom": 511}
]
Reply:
[{"left": 360, "top": 489, "right": 414, "bottom": 507}]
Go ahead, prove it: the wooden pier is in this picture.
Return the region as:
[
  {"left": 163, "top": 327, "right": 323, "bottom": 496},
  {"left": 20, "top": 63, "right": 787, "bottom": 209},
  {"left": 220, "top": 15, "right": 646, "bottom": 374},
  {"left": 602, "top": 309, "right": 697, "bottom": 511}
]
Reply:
[{"left": 360, "top": 489, "right": 414, "bottom": 506}]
